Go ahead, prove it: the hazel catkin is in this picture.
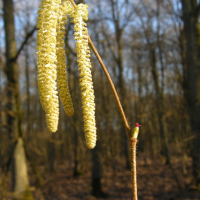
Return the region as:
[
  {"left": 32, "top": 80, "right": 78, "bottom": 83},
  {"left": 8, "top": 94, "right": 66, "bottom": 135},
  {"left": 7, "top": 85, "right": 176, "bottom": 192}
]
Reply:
[
  {"left": 36, "top": 0, "right": 60, "bottom": 132},
  {"left": 56, "top": 2, "right": 74, "bottom": 116},
  {"left": 70, "top": 4, "right": 97, "bottom": 149}
]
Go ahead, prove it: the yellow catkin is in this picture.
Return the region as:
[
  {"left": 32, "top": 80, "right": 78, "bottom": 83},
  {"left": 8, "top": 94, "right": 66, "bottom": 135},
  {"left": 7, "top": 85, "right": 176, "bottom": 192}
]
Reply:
[
  {"left": 36, "top": 4, "right": 46, "bottom": 110},
  {"left": 70, "top": 4, "right": 97, "bottom": 149},
  {"left": 56, "top": 2, "right": 74, "bottom": 116},
  {"left": 36, "top": 0, "right": 60, "bottom": 132}
]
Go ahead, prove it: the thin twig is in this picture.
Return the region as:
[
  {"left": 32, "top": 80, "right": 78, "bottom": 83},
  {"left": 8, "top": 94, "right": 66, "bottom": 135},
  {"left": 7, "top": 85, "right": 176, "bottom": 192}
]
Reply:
[
  {"left": 87, "top": 35, "right": 131, "bottom": 137},
  {"left": 130, "top": 138, "right": 138, "bottom": 200},
  {"left": 69, "top": 0, "right": 131, "bottom": 138},
  {"left": 69, "top": 0, "right": 76, "bottom": 7}
]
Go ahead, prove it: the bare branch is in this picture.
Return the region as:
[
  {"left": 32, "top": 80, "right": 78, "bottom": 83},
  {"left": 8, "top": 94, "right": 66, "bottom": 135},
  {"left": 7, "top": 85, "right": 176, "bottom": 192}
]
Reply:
[{"left": 12, "top": 26, "right": 37, "bottom": 61}]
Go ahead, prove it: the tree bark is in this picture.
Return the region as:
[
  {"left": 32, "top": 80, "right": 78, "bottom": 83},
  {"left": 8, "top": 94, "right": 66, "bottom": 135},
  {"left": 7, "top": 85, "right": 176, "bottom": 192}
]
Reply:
[
  {"left": 91, "top": 141, "right": 106, "bottom": 197},
  {"left": 3, "top": 0, "right": 31, "bottom": 195},
  {"left": 181, "top": 0, "right": 200, "bottom": 187},
  {"left": 13, "top": 138, "right": 29, "bottom": 193},
  {"left": 25, "top": 45, "right": 30, "bottom": 139},
  {"left": 47, "top": 134, "right": 57, "bottom": 172},
  {"left": 73, "top": 126, "right": 80, "bottom": 176}
]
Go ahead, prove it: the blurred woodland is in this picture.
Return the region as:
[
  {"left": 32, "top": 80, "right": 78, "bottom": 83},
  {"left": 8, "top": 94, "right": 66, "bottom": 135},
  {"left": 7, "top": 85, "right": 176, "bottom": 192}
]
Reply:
[{"left": 0, "top": 0, "right": 200, "bottom": 199}]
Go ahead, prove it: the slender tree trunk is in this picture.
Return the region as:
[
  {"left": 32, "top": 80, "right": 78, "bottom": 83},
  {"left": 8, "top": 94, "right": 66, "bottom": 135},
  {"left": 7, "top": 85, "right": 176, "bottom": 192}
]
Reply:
[
  {"left": 91, "top": 141, "right": 106, "bottom": 197},
  {"left": 25, "top": 45, "right": 30, "bottom": 138},
  {"left": 149, "top": 47, "right": 170, "bottom": 164},
  {"left": 47, "top": 134, "right": 57, "bottom": 172},
  {"left": 181, "top": 0, "right": 200, "bottom": 186},
  {"left": 3, "top": 0, "right": 31, "bottom": 195},
  {"left": 73, "top": 126, "right": 80, "bottom": 176}
]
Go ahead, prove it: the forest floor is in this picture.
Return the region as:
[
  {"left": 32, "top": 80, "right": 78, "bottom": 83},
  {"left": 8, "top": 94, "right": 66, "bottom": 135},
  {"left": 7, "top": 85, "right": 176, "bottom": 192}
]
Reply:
[{"left": 1, "top": 154, "right": 200, "bottom": 200}]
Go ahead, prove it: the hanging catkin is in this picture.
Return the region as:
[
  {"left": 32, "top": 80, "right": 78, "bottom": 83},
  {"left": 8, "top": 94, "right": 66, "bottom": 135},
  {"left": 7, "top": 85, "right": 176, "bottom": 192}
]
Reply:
[
  {"left": 36, "top": 0, "right": 60, "bottom": 132},
  {"left": 36, "top": 2, "right": 46, "bottom": 110},
  {"left": 56, "top": 2, "right": 74, "bottom": 116},
  {"left": 70, "top": 4, "right": 97, "bottom": 149}
]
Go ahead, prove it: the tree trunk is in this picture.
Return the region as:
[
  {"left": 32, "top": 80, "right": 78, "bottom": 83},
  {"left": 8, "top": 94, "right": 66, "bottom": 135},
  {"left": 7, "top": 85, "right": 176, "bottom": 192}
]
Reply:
[
  {"left": 181, "top": 0, "right": 200, "bottom": 187},
  {"left": 73, "top": 126, "right": 80, "bottom": 176},
  {"left": 91, "top": 141, "right": 106, "bottom": 197},
  {"left": 13, "top": 138, "right": 29, "bottom": 193},
  {"left": 3, "top": 0, "right": 31, "bottom": 195},
  {"left": 149, "top": 47, "right": 170, "bottom": 164},
  {"left": 25, "top": 45, "right": 30, "bottom": 139},
  {"left": 47, "top": 134, "right": 57, "bottom": 172}
]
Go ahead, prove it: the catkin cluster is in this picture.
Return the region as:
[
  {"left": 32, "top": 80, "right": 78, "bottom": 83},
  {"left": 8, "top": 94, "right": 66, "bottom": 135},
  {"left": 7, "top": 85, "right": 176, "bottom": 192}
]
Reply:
[
  {"left": 36, "top": 1, "right": 97, "bottom": 149},
  {"left": 70, "top": 4, "right": 97, "bottom": 149}
]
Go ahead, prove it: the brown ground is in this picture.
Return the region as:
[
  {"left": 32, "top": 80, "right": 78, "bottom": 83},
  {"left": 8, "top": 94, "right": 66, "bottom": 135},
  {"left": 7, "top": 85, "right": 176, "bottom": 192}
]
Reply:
[{"left": 1, "top": 154, "right": 200, "bottom": 200}]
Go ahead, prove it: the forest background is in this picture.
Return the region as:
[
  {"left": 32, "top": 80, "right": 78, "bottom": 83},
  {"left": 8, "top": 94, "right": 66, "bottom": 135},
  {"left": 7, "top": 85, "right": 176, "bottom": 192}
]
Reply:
[{"left": 0, "top": 0, "right": 200, "bottom": 199}]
